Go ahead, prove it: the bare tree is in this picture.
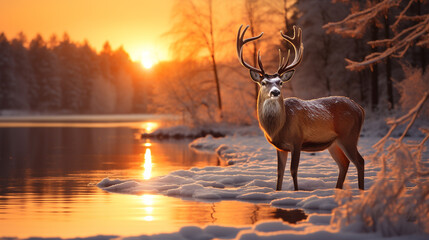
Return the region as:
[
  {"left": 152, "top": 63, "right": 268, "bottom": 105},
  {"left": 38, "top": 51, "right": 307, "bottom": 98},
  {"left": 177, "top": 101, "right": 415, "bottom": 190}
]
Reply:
[
  {"left": 265, "top": 0, "right": 299, "bottom": 96},
  {"left": 153, "top": 60, "right": 218, "bottom": 125},
  {"left": 168, "top": 0, "right": 223, "bottom": 116},
  {"left": 324, "top": 0, "right": 428, "bottom": 70},
  {"left": 243, "top": 0, "right": 264, "bottom": 108},
  {"left": 324, "top": 0, "right": 428, "bottom": 110}
]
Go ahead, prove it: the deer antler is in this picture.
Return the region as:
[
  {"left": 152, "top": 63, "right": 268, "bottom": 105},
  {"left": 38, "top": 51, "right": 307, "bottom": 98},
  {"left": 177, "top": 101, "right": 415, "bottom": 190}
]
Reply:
[
  {"left": 236, "top": 25, "right": 265, "bottom": 75},
  {"left": 277, "top": 26, "right": 304, "bottom": 76},
  {"left": 237, "top": 25, "right": 303, "bottom": 77}
]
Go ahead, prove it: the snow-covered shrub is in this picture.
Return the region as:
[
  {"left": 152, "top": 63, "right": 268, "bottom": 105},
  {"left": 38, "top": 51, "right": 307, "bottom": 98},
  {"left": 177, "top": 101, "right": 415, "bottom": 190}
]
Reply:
[
  {"left": 395, "top": 64, "right": 429, "bottom": 117},
  {"left": 331, "top": 93, "right": 429, "bottom": 237}
]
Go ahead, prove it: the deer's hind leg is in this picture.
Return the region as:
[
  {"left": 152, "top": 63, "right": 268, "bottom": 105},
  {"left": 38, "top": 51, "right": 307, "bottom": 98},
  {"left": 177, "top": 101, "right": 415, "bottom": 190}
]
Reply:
[
  {"left": 337, "top": 139, "right": 365, "bottom": 190},
  {"left": 328, "top": 142, "right": 350, "bottom": 189}
]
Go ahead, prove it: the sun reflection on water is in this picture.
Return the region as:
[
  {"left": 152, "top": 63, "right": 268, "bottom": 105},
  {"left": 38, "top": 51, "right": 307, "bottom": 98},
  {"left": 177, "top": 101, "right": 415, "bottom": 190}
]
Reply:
[
  {"left": 143, "top": 148, "right": 152, "bottom": 180},
  {"left": 141, "top": 194, "right": 155, "bottom": 222}
]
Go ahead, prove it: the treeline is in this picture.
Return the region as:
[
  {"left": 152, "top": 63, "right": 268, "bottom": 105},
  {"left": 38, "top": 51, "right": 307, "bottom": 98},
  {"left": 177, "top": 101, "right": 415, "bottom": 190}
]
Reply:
[{"left": 0, "top": 33, "right": 151, "bottom": 114}]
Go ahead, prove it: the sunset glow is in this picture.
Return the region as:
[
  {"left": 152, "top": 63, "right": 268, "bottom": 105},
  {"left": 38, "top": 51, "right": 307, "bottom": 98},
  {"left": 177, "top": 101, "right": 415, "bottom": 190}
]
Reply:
[
  {"left": 131, "top": 50, "right": 157, "bottom": 69},
  {"left": 0, "top": 0, "right": 174, "bottom": 60},
  {"left": 143, "top": 148, "right": 153, "bottom": 180},
  {"left": 141, "top": 122, "right": 159, "bottom": 133}
]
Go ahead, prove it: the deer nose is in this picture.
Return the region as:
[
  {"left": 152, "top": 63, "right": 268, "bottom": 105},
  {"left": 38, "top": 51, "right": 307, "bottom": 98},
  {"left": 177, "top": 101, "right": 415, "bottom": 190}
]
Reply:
[{"left": 270, "top": 89, "right": 281, "bottom": 97}]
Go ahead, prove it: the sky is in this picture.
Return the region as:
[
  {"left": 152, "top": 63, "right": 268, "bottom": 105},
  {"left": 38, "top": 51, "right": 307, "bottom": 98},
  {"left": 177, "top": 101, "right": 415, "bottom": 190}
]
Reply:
[{"left": 0, "top": 0, "right": 175, "bottom": 64}]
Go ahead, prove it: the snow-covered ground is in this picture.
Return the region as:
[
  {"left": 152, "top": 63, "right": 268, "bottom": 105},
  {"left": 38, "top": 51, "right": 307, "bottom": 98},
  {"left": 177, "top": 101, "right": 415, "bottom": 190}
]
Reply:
[{"left": 95, "top": 123, "right": 428, "bottom": 240}]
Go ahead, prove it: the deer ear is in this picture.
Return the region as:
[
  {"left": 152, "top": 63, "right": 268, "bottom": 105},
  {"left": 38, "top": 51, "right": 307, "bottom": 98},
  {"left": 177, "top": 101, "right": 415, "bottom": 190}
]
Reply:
[
  {"left": 280, "top": 70, "right": 295, "bottom": 82},
  {"left": 250, "top": 70, "right": 263, "bottom": 83}
]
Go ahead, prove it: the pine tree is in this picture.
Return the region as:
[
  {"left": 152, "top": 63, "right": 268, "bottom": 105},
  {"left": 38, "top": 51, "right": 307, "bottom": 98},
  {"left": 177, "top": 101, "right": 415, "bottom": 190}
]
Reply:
[
  {"left": 0, "top": 33, "right": 16, "bottom": 110},
  {"left": 28, "top": 34, "right": 61, "bottom": 111}
]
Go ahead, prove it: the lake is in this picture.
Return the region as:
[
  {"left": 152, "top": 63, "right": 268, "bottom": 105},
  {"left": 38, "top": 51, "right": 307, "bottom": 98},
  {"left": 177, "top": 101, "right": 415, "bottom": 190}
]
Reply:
[{"left": 0, "top": 115, "right": 306, "bottom": 238}]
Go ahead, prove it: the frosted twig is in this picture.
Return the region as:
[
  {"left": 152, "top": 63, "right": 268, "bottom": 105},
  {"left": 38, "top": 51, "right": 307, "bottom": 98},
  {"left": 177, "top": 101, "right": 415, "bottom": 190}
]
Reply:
[
  {"left": 325, "top": 0, "right": 429, "bottom": 71},
  {"left": 392, "top": 0, "right": 415, "bottom": 32},
  {"left": 323, "top": 0, "right": 400, "bottom": 37},
  {"left": 373, "top": 92, "right": 428, "bottom": 149},
  {"left": 346, "top": 17, "right": 429, "bottom": 70}
]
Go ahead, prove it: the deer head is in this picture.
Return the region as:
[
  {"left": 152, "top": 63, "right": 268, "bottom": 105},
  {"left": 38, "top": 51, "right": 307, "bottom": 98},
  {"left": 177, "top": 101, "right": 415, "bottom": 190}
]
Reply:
[{"left": 236, "top": 25, "right": 304, "bottom": 99}]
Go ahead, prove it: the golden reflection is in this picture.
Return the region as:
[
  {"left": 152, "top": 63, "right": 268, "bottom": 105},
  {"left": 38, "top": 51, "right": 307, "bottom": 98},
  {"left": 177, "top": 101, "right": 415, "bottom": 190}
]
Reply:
[
  {"left": 140, "top": 194, "right": 155, "bottom": 222},
  {"left": 143, "top": 216, "right": 154, "bottom": 221},
  {"left": 143, "top": 148, "right": 152, "bottom": 180},
  {"left": 141, "top": 121, "right": 159, "bottom": 133},
  {"left": 141, "top": 194, "right": 155, "bottom": 205},
  {"left": 145, "top": 207, "right": 154, "bottom": 214}
]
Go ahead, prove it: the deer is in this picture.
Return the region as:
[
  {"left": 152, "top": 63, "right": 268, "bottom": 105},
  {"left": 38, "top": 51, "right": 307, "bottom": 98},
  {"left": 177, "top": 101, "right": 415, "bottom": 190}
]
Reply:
[{"left": 236, "top": 25, "right": 365, "bottom": 191}]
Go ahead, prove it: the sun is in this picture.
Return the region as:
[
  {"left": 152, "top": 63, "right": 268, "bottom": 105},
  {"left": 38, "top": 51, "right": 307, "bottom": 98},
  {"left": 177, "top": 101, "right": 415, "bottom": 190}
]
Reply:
[
  {"left": 128, "top": 45, "right": 170, "bottom": 69},
  {"left": 129, "top": 49, "right": 157, "bottom": 69},
  {"left": 139, "top": 51, "right": 155, "bottom": 69},
  {"left": 141, "top": 52, "right": 154, "bottom": 69}
]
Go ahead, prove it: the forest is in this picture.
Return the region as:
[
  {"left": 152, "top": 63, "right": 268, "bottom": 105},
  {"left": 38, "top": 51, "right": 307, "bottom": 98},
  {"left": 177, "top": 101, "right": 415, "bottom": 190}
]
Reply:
[{"left": 0, "top": 0, "right": 427, "bottom": 125}]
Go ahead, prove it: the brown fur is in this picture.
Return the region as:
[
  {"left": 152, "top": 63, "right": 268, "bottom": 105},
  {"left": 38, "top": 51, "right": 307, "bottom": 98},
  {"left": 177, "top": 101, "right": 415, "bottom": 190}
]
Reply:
[{"left": 257, "top": 92, "right": 365, "bottom": 191}]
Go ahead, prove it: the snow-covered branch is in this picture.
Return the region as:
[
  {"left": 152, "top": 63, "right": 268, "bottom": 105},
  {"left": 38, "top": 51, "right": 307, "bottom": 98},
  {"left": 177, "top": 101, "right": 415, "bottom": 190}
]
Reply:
[
  {"left": 392, "top": 0, "right": 415, "bottom": 32},
  {"left": 373, "top": 92, "right": 428, "bottom": 150},
  {"left": 323, "top": 0, "right": 400, "bottom": 38},
  {"left": 324, "top": 0, "right": 429, "bottom": 71},
  {"left": 345, "top": 15, "right": 429, "bottom": 71}
]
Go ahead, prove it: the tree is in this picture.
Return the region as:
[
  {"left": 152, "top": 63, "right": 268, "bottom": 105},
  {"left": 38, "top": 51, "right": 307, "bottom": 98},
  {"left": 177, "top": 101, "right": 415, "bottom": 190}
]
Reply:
[
  {"left": 291, "top": 0, "right": 359, "bottom": 99},
  {"left": 265, "top": 0, "right": 300, "bottom": 96},
  {"left": 28, "top": 34, "right": 61, "bottom": 111},
  {"left": 110, "top": 47, "right": 134, "bottom": 113},
  {"left": 243, "top": 0, "right": 265, "bottom": 107},
  {"left": 54, "top": 33, "right": 85, "bottom": 111},
  {"left": 10, "top": 32, "right": 33, "bottom": 110},
  {"left": 76, "top": 41, "right": 97, "bottom": 112},
  {"left": 92, "top": 41, "right": 117, "bottom": 113},
  {"left": 324, "top": 0, "right": 429, "bottom": 110},
  {"left": 168, "top": 0, "right": 223, "bottom": 117},
  {"left": 152, "top": 60, "right": 218, "bottom": 125},
  {"left": 325, "top": 0, "right": 428, "bottom": 70},
  {"left": 0, "top": 33, "right": 16, "bottom": 110}
]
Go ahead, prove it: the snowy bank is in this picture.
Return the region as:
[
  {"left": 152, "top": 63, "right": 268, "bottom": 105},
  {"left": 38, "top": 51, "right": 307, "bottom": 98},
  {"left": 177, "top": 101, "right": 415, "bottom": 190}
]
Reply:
[
  {"left": 12, "top": 218, "right": 428, "bottom": 240},
  {"left": 98, "top": 134, "right": 380, "bottom": 211},
  {"left": 141, "top": 124, "right": 261, "bottom": 139},
  {"left": 141, "top": 125, "right": 229, "bottom": 139}
]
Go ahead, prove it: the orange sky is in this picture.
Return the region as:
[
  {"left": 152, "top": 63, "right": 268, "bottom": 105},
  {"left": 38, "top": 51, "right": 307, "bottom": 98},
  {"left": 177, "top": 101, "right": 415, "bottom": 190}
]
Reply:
[{"left": 0, "top": 0, "right": 175, "bottom": 63}]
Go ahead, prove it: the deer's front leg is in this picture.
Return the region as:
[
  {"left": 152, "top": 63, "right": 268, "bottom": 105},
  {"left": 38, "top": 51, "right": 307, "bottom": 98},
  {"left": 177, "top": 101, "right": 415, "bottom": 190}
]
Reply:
[
  {"left": 290, "top": 147, "right": 301, "bottom": 191},
  {"left": 276, "top": 150, "right": 288, "bottom": 191}
]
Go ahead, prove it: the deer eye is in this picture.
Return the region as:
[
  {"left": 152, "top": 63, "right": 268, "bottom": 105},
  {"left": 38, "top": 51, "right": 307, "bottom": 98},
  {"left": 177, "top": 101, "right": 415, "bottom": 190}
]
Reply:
[
  {"left": 279, "top": 81, "right": 283, "bottom": 86},
  {"left": 261, "top": 81, "right": 267, "bottom": 86}
]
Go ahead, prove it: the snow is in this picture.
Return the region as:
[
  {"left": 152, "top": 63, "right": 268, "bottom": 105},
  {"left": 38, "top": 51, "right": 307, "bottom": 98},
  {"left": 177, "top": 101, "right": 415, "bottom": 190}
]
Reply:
[{"left": 18, "top": 220, "right": 428, "bottom": 240}]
